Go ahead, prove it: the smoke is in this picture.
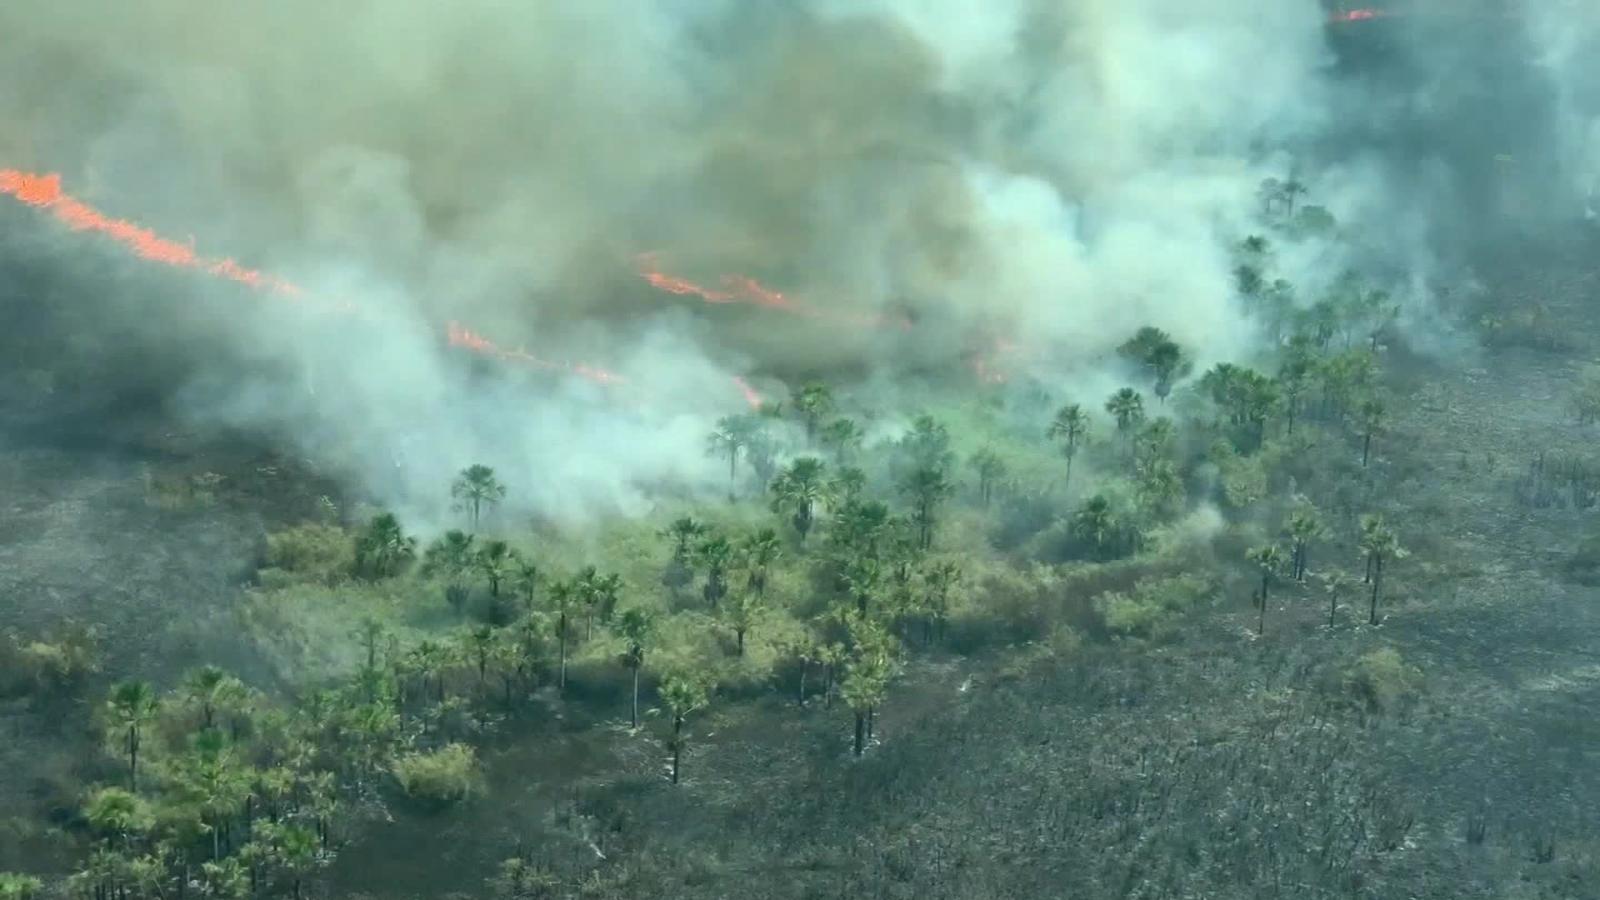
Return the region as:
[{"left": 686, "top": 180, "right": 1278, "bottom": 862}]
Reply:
[{"left": 0, "top": 0, "right": 1591, "bottom": 525}]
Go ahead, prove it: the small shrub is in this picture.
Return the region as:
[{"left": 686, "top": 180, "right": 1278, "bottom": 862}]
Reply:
[
  {"left": 392, "top": 744, "right": 481, "bottom": 810},
  {"left": 0, "top": 872, "right": 45, "bottom": 900},
  {"left": 1094, "top": 574, "right": 1213, "bottom": 641},
  {"left": 1343, "top": 647, "right": 1421, "bottom": 713}
]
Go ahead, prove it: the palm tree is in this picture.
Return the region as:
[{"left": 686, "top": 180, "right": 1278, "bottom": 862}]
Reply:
[
  {"left": 547, "top": 580, "right": 575, "bottom": 691},
  {"left": 723, "top": 591, "right": 764, "bottom": 656},
  {"left": 900, "top": 415, "right": 955, "bottom": 472},
  {"left": 1285, "top": 500, "right": 1325, "bottom": 581},
  {"left": 830, "top": 466, "right": 867, "bottom": 505},
  {"left": 660, "top": 672, "right": 710, "bottom": 785},
  {"left": 740, "top": 528, "right": 781, "bottom": 598},
  {"left": 451, "top": 464, "right": 507, "bottom": 530},
  {"left": 83, "top": 786, "right": 151, "bottom": 847},
  {"left": 1134, "top": 417, "right": 1177, "bottom": 468},
  {"left": 512, "top": 558, "right": 541, "bottom": 616},
  {"left": 573, "top": 568, "right": 620, "bottom": 639},
  {"left": 462, "top": 624, "right": 498, "bottom": 690},
  {"left": 1358, "top": 396, "right": 1385, "bottom": 467},
  {"left": 969, "top": 449, "right": 1007, "bottom": 507},
  {"left": 422, "top": 530, "right": 477, "bottom": 615},
  {"left": 408, "top": 640, "right": 450, "bottom": 703},
  {"left": 922, "top": 561, "right": 961, "bottom": 644},
  {"left": 181, "top": 665, "right": 246, "bottom": 734},
  {"left": 475, "top": 539, "right": 514, "bottom": 599},
  {"left": 694, "top": 537, "right": 734, "bottom": 610},
  {"left": 791, "top": 382, "right": 835, "bottom": 442},
  {"left": 1359, "top": 515, "right": 1408, "bottom": 625},
  {"left": 1118, "top": 327, "right": 1192, "bottom": 402},
  {"left": 771, "top": 457, "right": 829, "bottom": 544},
  {"left": 898, "top": 465, "right": 954, "bottom": 550},
  {"left": 1247, "top": 544, "right": 1287, "bottom": 635},
  {"left": 353, "top": 512, "right": 416, "bottom": 579},
  {"left": 1105, "top": 388, "right": 1146, "bottom": 443},
  {"left": 1048, "top": 404, "right": 1090, "bottom": 487},
  {"left": 706, "top": 415, "right": 755, "bottom": 500},
  {"left": 1316, "top": 569, "right": 1359, "bottom": 628},
  {"left": 106, "top": 681, "right": 159, "bottom": 791},
  {"left": 822, "top": 418, "right": 864, "bottom": 464},
  {"left": 615, "top": 608, "right": 655, "bottom": 729},
  {"left": 661, "top": 516, "right": 707, "bottom": 568},
  {"left": 1071, "top": 495, "right": 1117, "bottom": 559},
  {"left": 841, "top": 616, "right": 896, "bottom": 756}
]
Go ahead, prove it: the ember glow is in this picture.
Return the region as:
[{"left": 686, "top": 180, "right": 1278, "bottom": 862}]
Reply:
[{"left": 1328, "top": 8, "right": 1389, "bottom": 23}]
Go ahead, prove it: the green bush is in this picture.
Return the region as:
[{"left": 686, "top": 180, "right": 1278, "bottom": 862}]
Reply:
[
  {"left": 265, "top": 523, "right": 354, "bottom": 584},
  {"left": 1343, "top": 647, "right": 1421, "bottom": 713},
  {"left": 1094, "top": 574, "right": 1213, "bottom": 640},
  {"left": 392, "top": 744, "right": 481, "bottom": 809},
  {"left": 0, "top": 872, "right": 44, "bottom": 900}
]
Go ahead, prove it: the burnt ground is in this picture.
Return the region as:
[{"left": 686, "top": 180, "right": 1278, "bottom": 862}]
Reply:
[{"left": 5, "top": 226, "right": 1600, "bottom": 896}]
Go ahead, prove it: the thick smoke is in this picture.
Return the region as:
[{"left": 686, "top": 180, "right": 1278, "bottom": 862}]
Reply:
[{"left": 0, "top": 1, "right": 1591, "bottom": 525}]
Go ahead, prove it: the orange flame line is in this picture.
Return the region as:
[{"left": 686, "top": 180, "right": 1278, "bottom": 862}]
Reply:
[
  {"left": 634, "top": 252, "right": 912, "bottom": 332},
  {"left": 0, "top": 168, "right": 628, "bottom": 385}
]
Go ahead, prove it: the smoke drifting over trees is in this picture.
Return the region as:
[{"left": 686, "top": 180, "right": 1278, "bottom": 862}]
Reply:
[{"left": 1, "top": 0, "right": 1596, "bottom": 523}]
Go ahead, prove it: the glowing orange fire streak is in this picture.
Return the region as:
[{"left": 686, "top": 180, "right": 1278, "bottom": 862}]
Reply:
[
  {"left": 0, "top": 168, "right": 633, "bottom": 386},
  {"left": 634, "top": 253, "right": 912, "bottom": 332}
]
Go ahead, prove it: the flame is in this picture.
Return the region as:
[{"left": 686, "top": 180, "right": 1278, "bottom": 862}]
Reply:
[
  {"left": 1328, "top": 8, "right": 1388, "bottom": 23},
  {"left": 0, "top": 168, "right": 633, "bottom": 385},
  {"left": 635, "top": 252, "right": 912, "bottom": 332},
  {"left": 731, "top": 375, "right": 763, "bottom": 409}
]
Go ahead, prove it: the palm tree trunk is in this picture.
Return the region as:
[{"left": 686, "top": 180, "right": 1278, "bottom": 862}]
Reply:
[
  {"left": 736, "top": 628, "right": 745, "bottom": 656},
  {"left": 1362, "top": 432, "right": 1372, "bottom": 467},
  {"left": 853, "top": 710, "right": 865, "bottom": 756},
  {"left": 558, "top": 629, "right": 568, "bottom": 692},
  {"left": 671, "top": 716, "right": 683, "bottom": 784},
  {"left": 1329, "top": 588, "right": 1338, "bottom": 627},
  {"left": 797, "top": 663, "right": 807, "bottom": 707},
  {"left": 1369, "top": 555, "right": 1384, "bottom": 625},
  {"left": 630, "top": 666, "right": 640, "bottom": 729},
  {"left": 867, "top": 706, "right": 875, "bottom": 744}
]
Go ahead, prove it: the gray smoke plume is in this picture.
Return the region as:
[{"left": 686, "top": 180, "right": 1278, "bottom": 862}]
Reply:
[{"left": 0, "top": 0, "right": 1591, "bottom": 525}]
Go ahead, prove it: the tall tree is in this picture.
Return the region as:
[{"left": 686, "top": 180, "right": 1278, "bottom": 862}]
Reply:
[
  {"left": 1316, "top": 569, "right": 1360, "bottom": 628},
  {"left": 476, "top": 539, "right": 514, "bottom": 600},
  {"left": 1358, "top": 395, "right": 1386, "bottom": 468},
  {"left": 969, "top": 449, "right": 1007, "bottom": 507},
  {"left": 1359, "top": 515, "right": 1408, "bottom": 625},
  {"left": 106, "top": 681, "right": 160, "bottom": 792},
  {"left": 1105, "top": 388, "right": 1147, "bottom": 443},
  {"left": 706, "top": 415, "right": 756, "bottom": 501},
  {"left": 353, "top": 513, "right": 416, "bottom": 580},
  {"left": 1285, "top": 499, "right": 1325, "bottom": 581},
  {"left": 791, "top": 382, "right": 835, "bottom": 442},
  {"left": 899, "top": 415, "right": 955, "bottom": 473},
  {"left": 1247, "top": 544, "right": 1287, "bottom": 636},
  {"left": 898, "top": 465, "right": 954, "bottom": 550},
  {"left": 771, "top": 457, "right": 829, "bottom": 544},
  {"left": 739, "top": 528, "right": 782, "bottom": 598},
  {"left": 841, "top": 616, "right": 896, "bottom": 756},
  {"left": 181, "top": 665, "right": 246, "bottom": 734},
  {"left": 422, "top": 530, "right": 477, "bottom": 616},
  {"left": 922, "top": 560, "right": 962, "bottom": 644},
  {"left": 694, "top": 536, "right": 734, "bottom": 610},
  {"left": 615, "top": 608, "right": 655, "bottom": 729},
  {"left": 661, "top": 517, "right": 707, "bottom": 568},
  {"left": 547, "top": 580, "right": 576, "bottom": 691},
  {"left": 1048, "top": 404, "right": 1090, "bottom": 487},
  {"left": 1118, "top": 327, "right": 1193, "bottom": 402},
  {"left": 511, "top": 558, "right": 541, "bottom": 617},
  {"left": 451, "top": 464, "right": 507, "bottom": 530},
  {"left": 830, "top": 466, "right": 867, "bottom": 505},
  {"left": 822, "top": 418, "right": 865, "bottom": 465},
  {"left": 1071, "top": 495, "right": 1118, "bottom": 560},
  {"left": 722, "top": 590, "right": 764, "bottom": 657},
  {"left": 660, "top": 672, "right": 710, "bottom": 785}
]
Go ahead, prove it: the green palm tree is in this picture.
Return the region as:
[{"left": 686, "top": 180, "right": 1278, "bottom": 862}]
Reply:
[
  {"left": 1359, "top": 514, "right": 1408, "bottom": 625},
  {"left": 660, "top": 672, "right": 710, "bottom": 785},
  {"left": 1285, "top": 500, "right": 1325, "bottom": 581},
  {"left": 822, "top": 418, "right": 864, "bottom": 464},
  {"left": 661, "top": 516, "right": 708, "bottom": 568},
  {"left": 547, "top": 580, "right": 575, "bottom": 691},
  {"left": 615, "top": 608, "right": 655, "bottom": 729},
  {"left": 182, "top": 665, "right": 247, "bottom": 734},
  {"left": 512, "top": 558, "right": 541, "bottom": 616},
  {"left": 574, "top": 567, "right": 621, "bottom": 638},
  {"left": 740, "top": 528, "right": 782, "bottom": 597},
  {"left": 451, "top": 464, "right": 507, "bottom": 530},
  {"left": 771, "top": 457, "right": 829, "bottom": 544},
  {"left": 0, "top": 873, "right": 44, "bottom": 900},
  {"left": 791, "top": 382, "right": 835, "bottom": 442},
  {"left": 106, "top": 681, "right": 159, "bottom": 791},
  {"left": 830, "top": 466, "right": 867, "bottom": 505},
  {"left": 1358, "top": 395, "right": 1385, "bottom": 467},
  {"left": 475, "top": 539, "right": 514, "bottom": 599},
  {"left": 1071, "top": 496, "right": 1117, "bottom": 559},
  {"left": 353, "top": 512, "right": 416, "bottom": 579},
  {"left": 841, "top": 615, "right": 896, "bottom": 756},
  {"left": 922, "top": 560, "right": 961, "bottom": 644},
  {"left": 968, "top": 449, "right": 1007, "bottom": 507},
  {"left": 83, "top": 786, "right": 151, "bottom": 847},
  {"left": 723, "top": 591, "right": 764, "bottom": 657},
  {"left": 694, "top": 537, "right": 733, "bottom": 610},
  {"left": 422, "top": 530, "right": 477, "bottom": 615},
  {"left": 462, "top": 625, "right": 498, "bottom": 689},
  {"left": 897, "top": 465, "right": 953, "bottom": 550},
  {"left": 1105, "top": 388, "right": 1146, "bottom": 440},
  {"left": 1247, "top": 544, "right": 1287, "bottom": 635},
  {"left": 1048, "top": 404, "right": 1090, "bottom": 487},
  {"left": 707, "top": 415, "right": 755, "bottom": 500},
  {"left": 1316, "top": 569, "right": 1359, "bottom": 628}
]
